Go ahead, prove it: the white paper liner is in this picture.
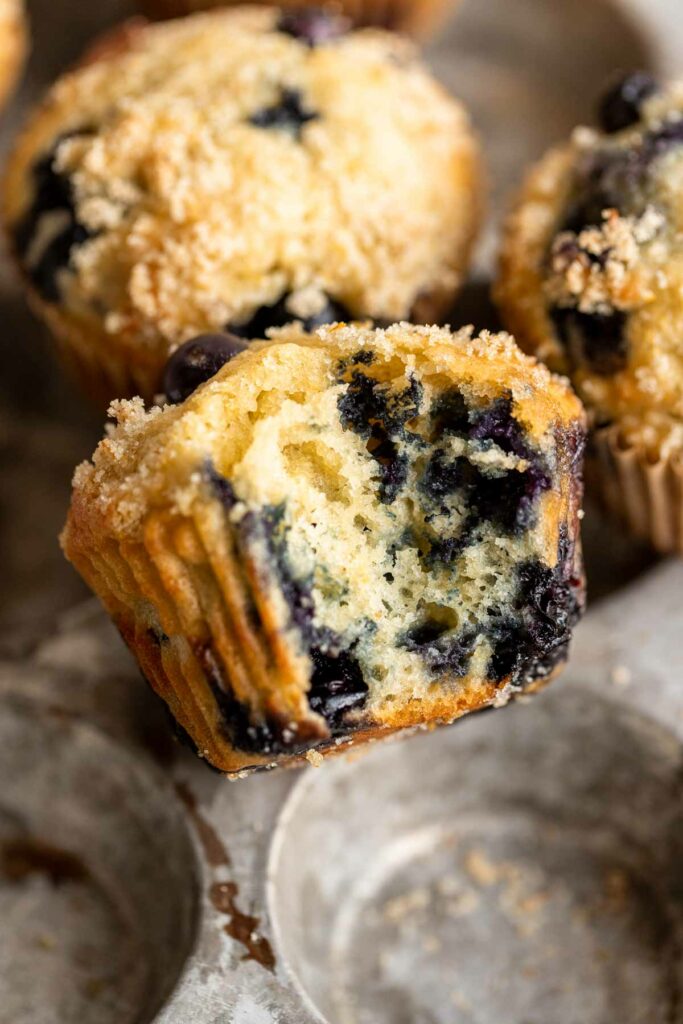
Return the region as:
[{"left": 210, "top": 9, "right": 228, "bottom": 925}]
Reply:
[{"left": 592, "top": 424, "right": 683, "bottom": 555}]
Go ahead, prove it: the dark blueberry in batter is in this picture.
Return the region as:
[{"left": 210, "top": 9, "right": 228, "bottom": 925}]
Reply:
[
  {"left": 598, "top": 72, "right": 659, "bottom": 134},
  {"left": 14, "top": 134, "right": 94, "bottom": 302},
  {"left": 401, "top": 622, "right": 476, "bottom": 675},
  {"left": 488, "top": 557, "right": 580, "bottom": 686},
  {"left": 487, "top": 617, "right": 528, "bottom": 684},
  {"left": 551, "top": 307, "right": 628, "bottom": 376},
  {"left": 469, "top": 395, "right": 527, "bottom": 458},
  {"left": 423, "top": 534, "right": 470, "bottom": 566},
  {"left": 369, "top": 434, "right": 409, "bottom": 504},
  {"left": 163, "top": 332, "right": 248, "bottom": 404},
  {"left": 429, "top": 389, "right": 470, "bottom": 439},
  {"left": 249, "top": 88, "right": 319, "bottom": 138},
  {"left": 472, "top": 461, "right": 550, "bottom": 534},
  {"left": 420, "top": 451, "right": 472, "bottom": 503},
  {"left": 561, "top": 154, "right": 627, "bottom": 233},
  {"left": 238, "top": 502, "right": 319, "bottom": 642},
  {"left": 308, "top": 648, "right": 368, "bottom": 731},
  {"left": 338, "top": 372, "right": 422, "bottom": 438},
  {"left": 560, "top": 117, "right": 683, "bottom": 236},
  {"left": 345, "top": 349, "right": 375, "bottom": 367},
  {"left": 199, "top": 644, "right": 285, "bottom": 754},
  {"left": 231, "top": 292, "right": 351, "bottom": 338},
  {"left": 25, "top": 221, "right": 91, "bottom": 302},
  {"left": 420, "top": 424, "right": 549, "bottom": 535},
  {"left": 338, "top": 371, "right": 422, "bottom": 504},
  {"left": 517, "top": 560, "right": 575, "bottom": 653},
  {"left": 277, "top": 7, "right": 348, "bottom": 46},
  {"left": 204, "top": 460, "right": 238, "bottom": 509}
]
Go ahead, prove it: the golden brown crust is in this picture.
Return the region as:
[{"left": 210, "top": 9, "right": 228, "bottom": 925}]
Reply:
[
  {"left": 4, "top": 6, "right": 482, "bottom": 404},
  {"left": 62, "top": 322, "right": 585, "bottom": 774}
]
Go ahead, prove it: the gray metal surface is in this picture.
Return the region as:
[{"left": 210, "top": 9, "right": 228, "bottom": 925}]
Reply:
[
  {"left": 1, "top": 558, "right": 683, "bottom": 1023},
  {"left": 1, "top": 0, "right": 682, "bottom": 1021}
]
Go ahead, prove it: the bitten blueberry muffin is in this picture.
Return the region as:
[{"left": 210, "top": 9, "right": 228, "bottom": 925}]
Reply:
[
  {"left": 61, "top": 322, "right": 585, "bottom": 775},
  {"left": 496, "top": 74, "right": 683, "bottom": 553},
  {"left": 0, "top": 0, "right": 26, "bottom": 111},
  {"left": 3, "top": 7, "right": 482, "bottom": 403}
]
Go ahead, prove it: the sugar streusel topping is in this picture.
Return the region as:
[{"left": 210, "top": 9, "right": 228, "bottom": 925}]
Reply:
[{"left": 11, "top": 7, "right": 480, "bottom": 354}]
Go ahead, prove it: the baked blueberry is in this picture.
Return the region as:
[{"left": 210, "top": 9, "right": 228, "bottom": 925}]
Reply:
[
  {"left": 598, "top": 71, "right": 658, "bottom": 134},
  {"left": 13, "top": 135, "right": 94, "bottom": 302},
  {"left": 277, "top": 8, "right": 349, "bottom": 46},
  {"left": 248, "top": 87, "right": 318, "bottom": 137},
  {"left": 163, "top": 333, "right": 248, "bottom": 404},
  {"left": 62, "top": 323, "right": 585, "bottom": 775},
  {"left": 550, "top": 308, "right": 628, "bottom": 376},
  {"left": 230, "top": 292, "right": 351, "bottom": 338}
]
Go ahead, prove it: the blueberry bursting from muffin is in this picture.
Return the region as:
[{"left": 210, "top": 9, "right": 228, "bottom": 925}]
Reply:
[
  {"left": 62, "top": 324, "right": 585, "bottom": 775},
  {"left": 545, "top": 73, "right": 677, "bottom": 382}
]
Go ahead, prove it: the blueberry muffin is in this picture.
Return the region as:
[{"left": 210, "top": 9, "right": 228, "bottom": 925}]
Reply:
[
  {"left": 496, "top": 73, "right": 683, "bottom": 554},
  {"left": 140, "top": 0, "right": 455, "bottom": 40},
  {"left": 61, "top": 322, "right": 585, "bottom": 775},
  {"left": 4, "top": 8, "right": 482, "bottom": 403},
  {"left": 0, "top": 0, "right": 26, "bottom": 111}
]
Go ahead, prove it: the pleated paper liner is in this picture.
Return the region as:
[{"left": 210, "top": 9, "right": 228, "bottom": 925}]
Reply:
[{"left": 591, "top": 422, "right": 683, "bottom": 556}]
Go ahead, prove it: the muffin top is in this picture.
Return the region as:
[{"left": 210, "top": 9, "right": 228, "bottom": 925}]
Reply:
[
  {"left": 496, "top": 74, "right": 683, "bottom": 457},
  {"left": 5, "top": 6, "right": 480, "bottom": 358}
]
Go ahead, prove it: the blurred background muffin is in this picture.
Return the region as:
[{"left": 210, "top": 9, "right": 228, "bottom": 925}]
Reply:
[{"left": 3, "top": 6, "right": 482, "bottom": 403}]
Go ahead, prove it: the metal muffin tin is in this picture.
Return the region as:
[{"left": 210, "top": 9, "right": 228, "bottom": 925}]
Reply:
[{"left": 1, "top": 0, "right": 682, "bottom": 1021}]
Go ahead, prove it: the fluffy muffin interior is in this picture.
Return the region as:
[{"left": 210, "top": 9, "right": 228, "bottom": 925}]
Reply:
[{"left": 65, "top": 325, "right": 584, "bottom": 756}]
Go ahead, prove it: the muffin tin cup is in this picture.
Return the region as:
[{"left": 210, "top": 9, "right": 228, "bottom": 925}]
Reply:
[
  {"left": 268, "top": 684, "right": 683, "bottom": 1024},
  {"left": 592, "top": 424, "right": 683, "bottom": 556},
  {"left": 2, "top": 554, "right": 682, "bottom": 1024},
  {"left": 0, "top": 683, "right": 200, "bottom": 1024}
]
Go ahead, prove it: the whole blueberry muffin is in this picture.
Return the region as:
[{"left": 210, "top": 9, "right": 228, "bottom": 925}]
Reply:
[
  {"left": 496, "top": 73, "right": 683, "bottom": 554},
  {"left": 0, "top": 0, "right": 26, "bottom": 110},
  {"left": 61, "top": 322, "right": 585, "bottom": 775},
  {"left": 140, "top": 0, "right": 455, "bottom": 40},
  {"left": 3, "top": 7, "right": 481, "bottom": 403}
]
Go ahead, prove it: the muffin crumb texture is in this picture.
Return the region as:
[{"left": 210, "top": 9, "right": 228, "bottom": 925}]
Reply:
[{"left": 63, "top": 323, "right": 585, "bottom": 774}]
